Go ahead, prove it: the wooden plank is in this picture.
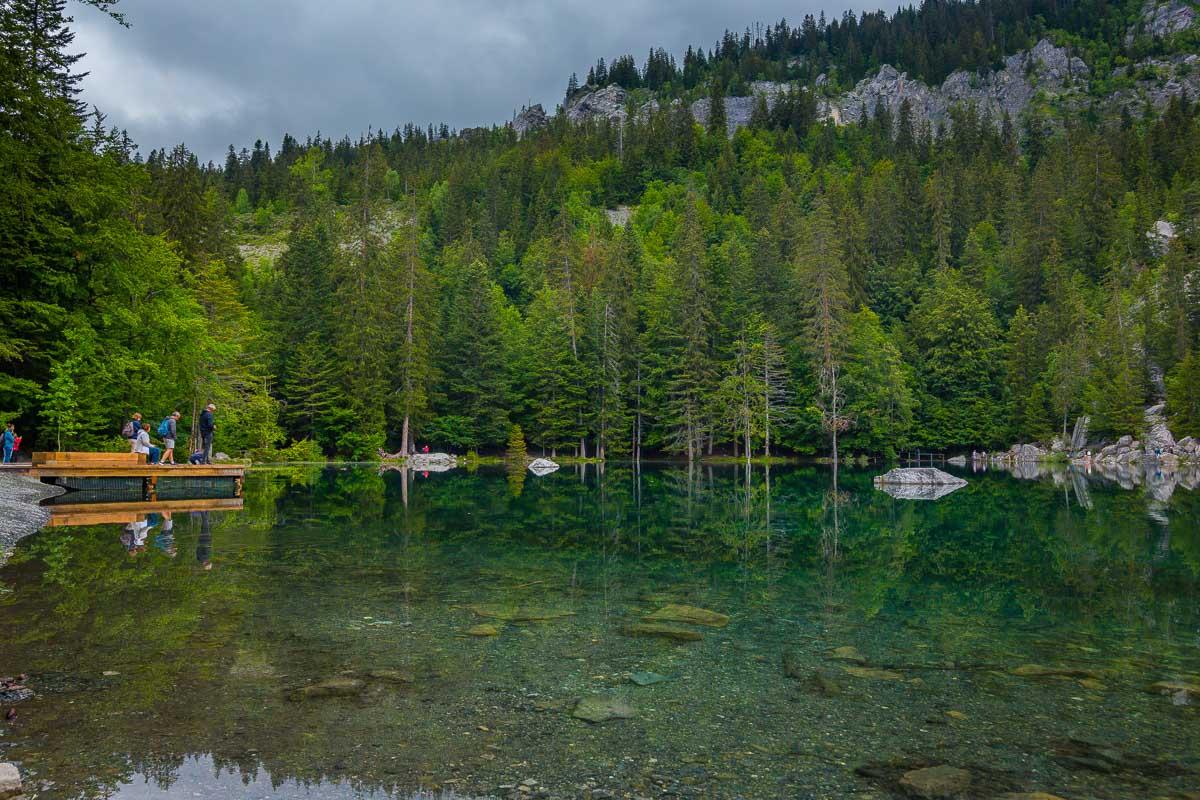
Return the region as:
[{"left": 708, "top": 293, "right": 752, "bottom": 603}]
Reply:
[
  {"left": 33, "top": 451, "right": 145, "bottom": 465},
  {"left": 30, "top": 465, "right": 244, "bottom": 479}
]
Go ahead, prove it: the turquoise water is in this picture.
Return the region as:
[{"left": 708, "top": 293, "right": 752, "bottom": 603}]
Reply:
[{"left": 1, "top": 463, "right": 1198, "bottom": 799}]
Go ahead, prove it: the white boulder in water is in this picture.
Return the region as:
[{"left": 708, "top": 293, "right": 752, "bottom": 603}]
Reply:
[
  {"left": 527, "top": 458, "right": 560, "bottom": 476},
  {"left": 873, "top": 468, "right": 967, "bottom": 500},
  {"left": 407, "top": 452, "right": 458, "bottom": 472}
]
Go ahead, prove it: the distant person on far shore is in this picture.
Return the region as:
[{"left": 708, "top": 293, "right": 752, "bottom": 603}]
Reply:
[
  {"left": 159, "top": 411, "right": 181, "bottom": 465},
  {"left": 2, "top": 423, "right": 15, "bottom": 463},
  {"left": 134, "top": 422, "right": 161, "bottom": 464},
  {"left": 198, "top": 403, "right": 216, "bottom": 464}
]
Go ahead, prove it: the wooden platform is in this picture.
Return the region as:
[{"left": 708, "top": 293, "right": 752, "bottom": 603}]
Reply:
[
  {"left": 47, "top": 497, "right": 244, "bottom": 527},
  {"left": 11, "top": 451, "right": 246, "bottom": 496}
]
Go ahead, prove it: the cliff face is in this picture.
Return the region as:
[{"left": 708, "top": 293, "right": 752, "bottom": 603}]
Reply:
[
  {"left": 556, "top": 1, "right": 1199, "bottom": 137},
  {"left": 826, "top": 39, "right": 1089, "bottom": 128}
]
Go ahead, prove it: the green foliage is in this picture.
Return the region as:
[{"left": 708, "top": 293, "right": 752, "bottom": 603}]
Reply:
[
  {"left": 271, "top": 438, "right": 326, "bottom": 463},
  {"left": 1166, "top": 350, "right": 1200, "bottom": 438},
  {"left": 7, "top": 0, "right": 1200, "bottom": 459}
]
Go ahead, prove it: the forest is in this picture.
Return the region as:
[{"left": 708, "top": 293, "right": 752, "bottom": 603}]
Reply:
[{"left": 2, "top": 0, "right": 1199, "bottom": 461}]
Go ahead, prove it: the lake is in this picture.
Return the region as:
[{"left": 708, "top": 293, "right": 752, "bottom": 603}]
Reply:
[{"left": 1, "top": 463, "right": 1198, "bottom": 799}]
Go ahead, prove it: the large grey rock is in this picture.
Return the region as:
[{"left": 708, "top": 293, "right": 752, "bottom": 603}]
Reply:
[
  {"left": 875, "top": 467, "right": 967, "bottom": 486},
  {"left": 1070, "top": 415, "right": 1090, "bottom": 453},
  {"left": 1144, "top": 404, "right": 1176, "bottom": 458},
  {"left": 565, "top": 84, "right": 629, "bottom": 125},
  {"left": 511, "top": 104, "right": 548, "bottom": 138},
  {"left": 874, "top": 468, "right": 967, "bottom": 499},
  {"left": 407, "top": 452, "right": 458, "bottom": 472},
  {"left": 0, "top": 762, "right": 21, "bottom": 799},
  {"left": 527, "top": 458, "right": 560, "bottom": 476}
]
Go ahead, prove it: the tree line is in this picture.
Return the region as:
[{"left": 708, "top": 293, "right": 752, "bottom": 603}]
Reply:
[{"left": 2, "top": 0, "right": 1198, "bottom": 461}]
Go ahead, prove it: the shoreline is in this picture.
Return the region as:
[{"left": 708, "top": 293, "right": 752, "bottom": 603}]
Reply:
[{"left": 0, "top": 473, "right": 66, "bottom": 567}]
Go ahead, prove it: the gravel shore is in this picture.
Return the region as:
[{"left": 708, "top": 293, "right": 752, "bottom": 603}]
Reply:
[{"left": 0, "top": 473, "right": 64, "bottom": 566}]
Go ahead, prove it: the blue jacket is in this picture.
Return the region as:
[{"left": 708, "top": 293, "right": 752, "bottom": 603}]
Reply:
[
  {"left": 199, "top": 409, "right": 215, "bottom": 434},
  {"left": 2, "top": 430, "right": 13, "bottom": 448}
]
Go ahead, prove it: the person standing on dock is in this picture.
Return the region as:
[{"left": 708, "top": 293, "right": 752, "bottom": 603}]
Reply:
[
  {"left": 198, "top": 404, "right": 216, "bottom": 464},
  {"left": 2, "top": 423, "right": 14, "bottom": 463},
  {"left": 159, "top": 411, "right": 181, "bottom": 465}
]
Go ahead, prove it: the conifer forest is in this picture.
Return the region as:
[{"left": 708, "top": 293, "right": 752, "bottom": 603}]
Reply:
[{"left": 4, "top": 0, "right": 1200, "bottom": 462}]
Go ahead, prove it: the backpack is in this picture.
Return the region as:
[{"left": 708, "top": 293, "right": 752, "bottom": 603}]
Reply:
[
  {"left": 121, "top": 420, "right": 136, "bottom": 438},
  {"left": 157, "top": 417, "right": 172, "bottom": 437}
]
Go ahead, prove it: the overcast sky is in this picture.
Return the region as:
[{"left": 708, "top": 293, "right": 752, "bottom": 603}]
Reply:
[{"left": 72, "top": 0, "right": 858, "bottom": 163}]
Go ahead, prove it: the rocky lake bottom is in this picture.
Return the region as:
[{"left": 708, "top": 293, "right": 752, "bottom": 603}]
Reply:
[{"left": 0, "top": 463, "right": 1197, "bottom": 799}]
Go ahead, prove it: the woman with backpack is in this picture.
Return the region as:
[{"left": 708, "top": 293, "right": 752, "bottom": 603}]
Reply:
[
  {"left": 123, "top": 412, "right": 143, "bottom": 452},
  {"left": 158, "top": 411, "right": 181, "bottom": 465}
]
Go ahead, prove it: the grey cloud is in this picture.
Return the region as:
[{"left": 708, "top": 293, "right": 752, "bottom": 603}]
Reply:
[{"left": 73, "top": 0, "right": 855, "bottom": 162}]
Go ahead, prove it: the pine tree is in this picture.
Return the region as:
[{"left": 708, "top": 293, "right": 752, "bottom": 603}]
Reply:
[
  {"left": 706, "top": 79, "right": 727, "bottom": 137},
  {"left": 506, "top": 423, "right": 527, "bottom": 463},
  {"left": 390, "top": 208, "right": 435, "bottom": 456},
  {"left": 796, "top": 194, "right": 851, "bottom": 460}
]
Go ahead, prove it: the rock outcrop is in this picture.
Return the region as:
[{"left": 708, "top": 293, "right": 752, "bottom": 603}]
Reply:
[
  {"left": 828, "top": 39, "right": 1089, "bottom": 129},
  {"left": 1127, "top": 0, "right": 1198, "bottom": 43},
  {"left": 511, "top": 104, "right": 548, "bottom": 138},
  {"left": 690, "top": 81, "right": 789, "bottom": 136},
  {"left": 565, "top": 84, "right": 629, "bottom": 125}
]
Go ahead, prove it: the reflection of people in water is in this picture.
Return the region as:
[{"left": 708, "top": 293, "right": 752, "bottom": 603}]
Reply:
[
  {"left": 194, "top": 511, "right": 212, "bottom": 570},
  {"left": 121, "top": 518, "right": 150, "bottom": 556},
  {"left": 154, "top": 512, "right": 176, "bottom": 557}
]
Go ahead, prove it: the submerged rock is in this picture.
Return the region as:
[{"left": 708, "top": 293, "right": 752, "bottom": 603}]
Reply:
[
  {"left": 898, "top": 765, "right": 972, "bottom": 798},
  {"left": 468, "top": 624, "right": 500, "bottom": 637},
  {"left": 286, "top": 677, "right": 366, "bottom": 700},
  {"left": 1010, "top": 664, "right": 1099, "bottom": 679},
  {"left": 629, "top": 671, "right": 671, "bottom": 686},
  {"left": 782, "top": 649, "right": 806, "bottom": 679},
  {"left": 643, "top": 604, "right": 730, "bottom": 628},
  {"left": 468, "top": 604, "right": 574, "bottom": 622},
  {"left": 826, "top": 645, "right": 867, "bottom": 665},
  {"left": 1148, "top": 680, "right": 1199, "bottom": 703},
  {"left": 622, "top": 622, "right": 703, "bottom": 642},
  {"left": 810, "top": 670, "right": 843, "bottom": 696},
  {"left": 364, "top": 669, "right": 414, "bottom": 684},
  {"left": 842, "top": 665, "right": 904, "bottom": 681},
  {"left": 999, "top": 794, "right": 1068, "bottom": 800},
  {"left": 0, "top": 686, "right": 33, "bottom": 704},
  {"left": 572, "top": 694, "right": 635, "bottom": 723}
]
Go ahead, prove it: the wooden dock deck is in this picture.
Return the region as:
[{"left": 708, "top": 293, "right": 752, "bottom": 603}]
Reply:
[{"left": 5, "top": 452, "right": 245, "bottom": 496}]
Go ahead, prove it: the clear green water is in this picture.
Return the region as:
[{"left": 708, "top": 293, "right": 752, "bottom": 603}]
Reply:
[{"left": 1, "top": 464, "right": 1198, "bottom": 799}]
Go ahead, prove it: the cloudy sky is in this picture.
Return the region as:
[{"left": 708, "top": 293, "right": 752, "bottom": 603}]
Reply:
[{"left": 72, "top": 0, "right": 857, "bottom": 163}]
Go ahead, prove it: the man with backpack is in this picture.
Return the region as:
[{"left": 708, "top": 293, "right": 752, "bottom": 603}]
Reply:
[
  {"left": 122, "top": 412, "right": 143, "bottom": 452},
  {"left": 158, "top": 411, "right": 181, "bottom": 465},
  {"left": 198, "top": 404, "right": 216, "bottom": 464}
]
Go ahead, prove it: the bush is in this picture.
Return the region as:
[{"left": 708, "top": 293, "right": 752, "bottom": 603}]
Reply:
[
  {"left": 337, "top": 430, "right": 384, "bottom": 461},
  {"left": 272, "top": 438, "right": 325, "bottom": 463}
]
